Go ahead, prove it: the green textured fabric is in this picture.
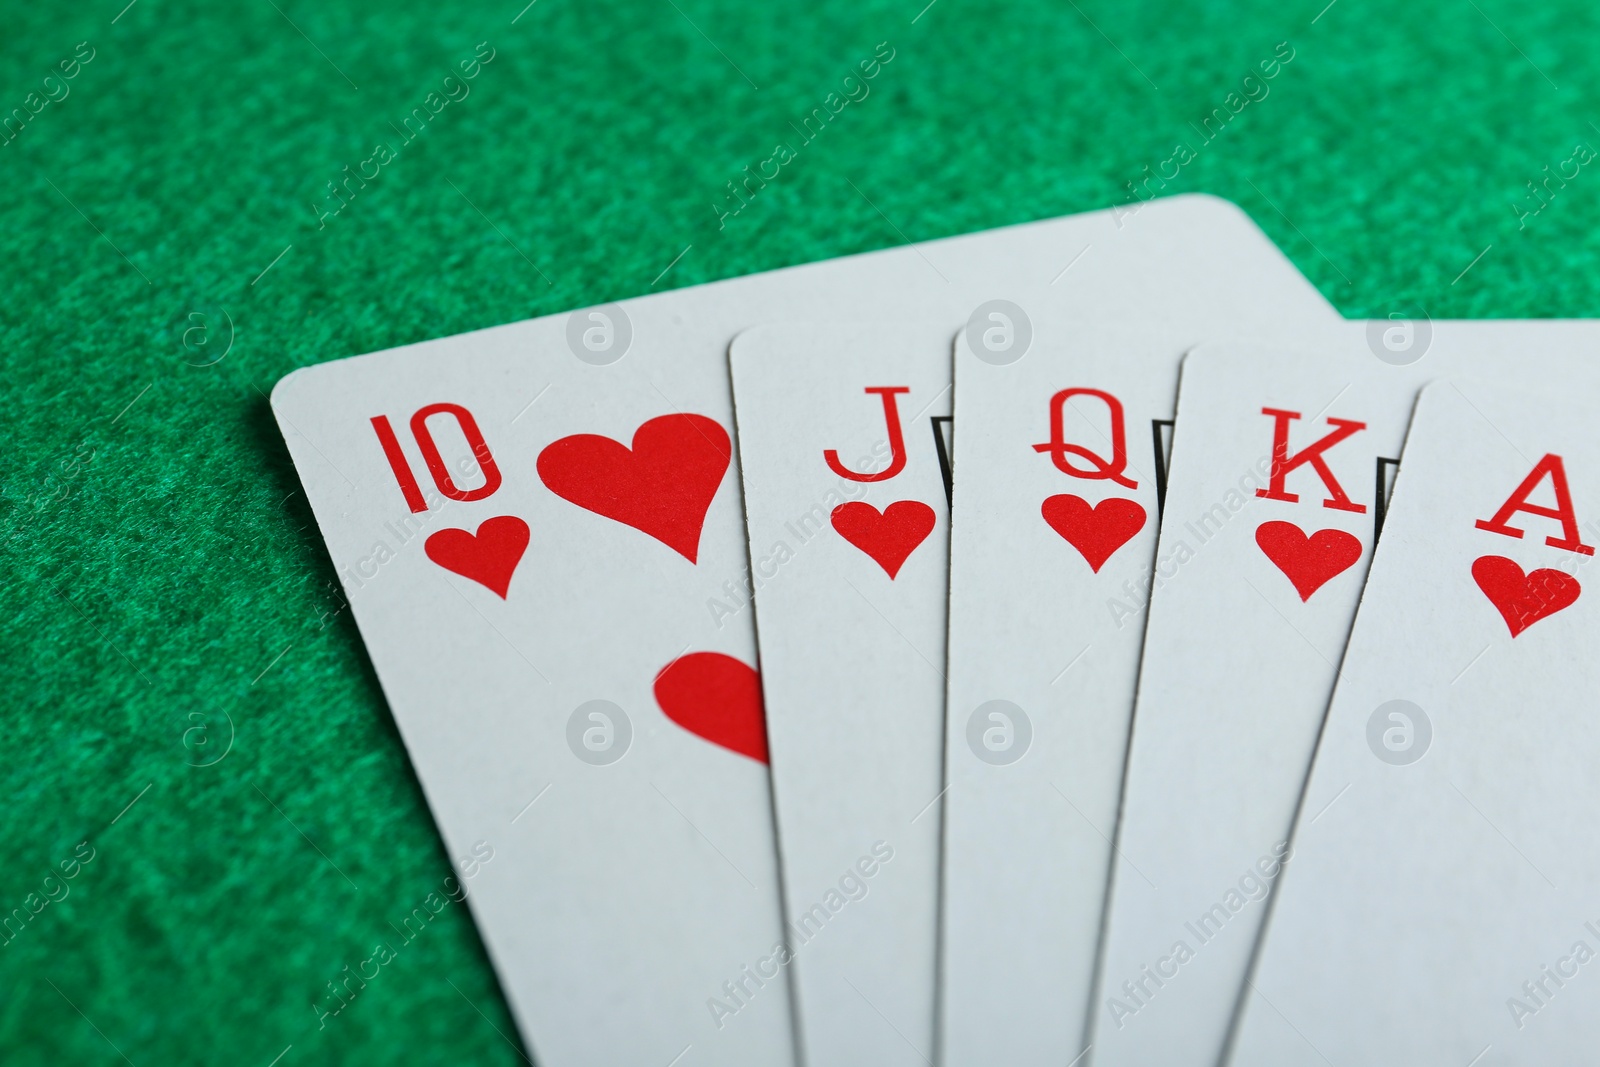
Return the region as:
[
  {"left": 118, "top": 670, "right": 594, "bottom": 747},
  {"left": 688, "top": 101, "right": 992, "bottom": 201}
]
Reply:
[{"left": 3, "top": 0, "right": 1598, "bottom": 1061}]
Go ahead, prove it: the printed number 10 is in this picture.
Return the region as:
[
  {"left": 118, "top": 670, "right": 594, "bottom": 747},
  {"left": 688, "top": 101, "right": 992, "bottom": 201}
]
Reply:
[{"left": 370, "top": 403, "right": 501, "bottom": 513}]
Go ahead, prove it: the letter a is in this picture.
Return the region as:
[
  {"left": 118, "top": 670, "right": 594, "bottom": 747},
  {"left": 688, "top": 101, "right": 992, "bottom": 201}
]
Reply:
[
  {"left": 1475, "top": 453, "right": 1595, "bottom": 555},
  {"left": 707, "top": 996, "right": 739, "bottom": 1029},
  {"left": 1256, "top": 407, "right": 1367, "bottom": 513}
]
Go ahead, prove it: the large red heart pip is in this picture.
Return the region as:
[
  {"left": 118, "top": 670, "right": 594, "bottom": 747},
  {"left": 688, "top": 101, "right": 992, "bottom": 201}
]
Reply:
[
  {"left": 1472, "top": 555, "right": 1580, "bottom": 637},
  {"left": 536, "top": 413, "right": 730, "bottom": 563},
  {"left": 1041, "top": 494, "right": 1146, "bottom": 573},
  {"left": 831, "top": 500, "right": 936, "bottom": 578},
  {"left": 1255, "top": 520, "right": 1362, "bottom": 601},
  {"left": 423, "top": 515, "right": 530, "bottom": 598},
  {"left": 653, "top": 652, "right": 768, "bottom": 763}
]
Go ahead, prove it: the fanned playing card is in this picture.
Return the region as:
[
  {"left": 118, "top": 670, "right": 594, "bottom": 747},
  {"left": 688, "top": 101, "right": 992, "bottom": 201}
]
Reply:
[
  {"left": 940, "top": 318, "right": 1314, "bottom": 1066},
  {"left": 271, "top": 194, "right": 1335, "bottom": 1065},
  {"left": 729, "top": 322, "right": 955, "bottom": 1067},
  {"left": 1091, "top": 320, "right": 1600, "bottom": 1067},
  {"left": 1232, "top": 377, "right": 1600, "bottom": 1064},
  {"left": 725, "top": 205, "right": 1336, "bottom": 1065}
]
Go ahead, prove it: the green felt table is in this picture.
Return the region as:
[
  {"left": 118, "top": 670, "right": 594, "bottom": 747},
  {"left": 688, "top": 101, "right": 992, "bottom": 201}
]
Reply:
[{"left": 3, "top": 0, "right": 1598, "bottom": 1061}]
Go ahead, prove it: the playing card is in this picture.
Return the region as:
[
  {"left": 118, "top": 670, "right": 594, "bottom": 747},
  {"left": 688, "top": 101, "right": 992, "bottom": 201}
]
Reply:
[
  {"left": 940, "top": 319, "right": 1283, "bottom": 1067},
  {"left": 726, "top": 209, "right": 1336, "bottom": 1064},
  {"left": 1230, "top": 377, "right": 1600, "bottom": 1064},
  {"left": 270, "top": 193, "right": 1333, "bottom": 1066},
  {"left": 728, "top": 321, "right": 956, "bottom": 1067},
  {"left": 1091, "top": 320, "right": 1600, "bottom": 1067}
]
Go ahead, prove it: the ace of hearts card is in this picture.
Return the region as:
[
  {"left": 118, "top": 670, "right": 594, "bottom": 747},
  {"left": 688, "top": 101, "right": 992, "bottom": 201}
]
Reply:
[
  {"left": 1232, "top": 377, "right": 1600, "bottom": 1064},
  {"left": 1092, "top": 320, "right": 1600, "bottom": 1067}
]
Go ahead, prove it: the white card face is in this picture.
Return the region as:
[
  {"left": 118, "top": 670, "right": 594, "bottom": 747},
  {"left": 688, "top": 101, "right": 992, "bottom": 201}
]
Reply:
[
  {"left": 729, "top": 322, "right": 956, "bottom": 1067},
  {"left": 270, "top": 194, "right": 1334, "bottom": 1066},
  {"left": 1091, "top": 321, "right": 1600, "bottom": 1067},
  {"left": 724, "top": 213, "right": 1335, "bottom": 1064},
  {"left": 939, "top": 320, "right": 1229, "bottom": 1066},
  {"left": 1232, "top": 378, "right": 1600, "bottom": 1064}
]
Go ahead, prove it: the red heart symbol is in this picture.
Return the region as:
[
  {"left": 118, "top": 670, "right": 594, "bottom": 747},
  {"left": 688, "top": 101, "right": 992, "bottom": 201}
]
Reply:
[
  {"left": 1255, "top": 520, "right": 1362, "bottom": 601},
  {"left": 536, "top": 413, "right": 730, "bottom": 563},
  {"left": 653, "top": 652, "right": 768, "bottom": 763},
  {"left": 1040, "top": 494, "right": 1146, "bottom": 573},
  {"left": 423, "top": 515, "right": 530, "bottom": 598},
  {"left": 1472, "top": 555, "right": 1580, "bottom": 637},
  {"left": 830, "top": 500, "right": 936, "bottom": 578}
]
